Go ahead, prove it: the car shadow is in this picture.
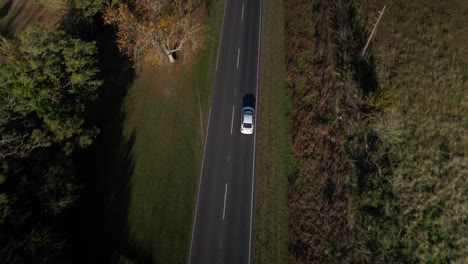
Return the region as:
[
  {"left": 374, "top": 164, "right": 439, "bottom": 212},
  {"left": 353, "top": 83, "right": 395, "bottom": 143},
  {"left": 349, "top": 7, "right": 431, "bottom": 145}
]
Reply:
[{"left": 242, "top": 93, "right": 256, "bottom": 108}]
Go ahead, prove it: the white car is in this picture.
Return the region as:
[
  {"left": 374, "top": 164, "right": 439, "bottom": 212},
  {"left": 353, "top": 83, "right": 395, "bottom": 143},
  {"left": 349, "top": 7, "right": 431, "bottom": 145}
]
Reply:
[{"left": 240, "top": 106, "right": 255, "bottom": 134}]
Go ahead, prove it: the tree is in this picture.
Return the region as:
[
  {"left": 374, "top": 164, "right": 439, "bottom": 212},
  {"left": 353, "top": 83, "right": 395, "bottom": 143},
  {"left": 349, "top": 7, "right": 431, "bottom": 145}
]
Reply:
[
  {"left": 0, "top": 24, "right": 102, "bottom": 158},
  {"left": 103, "top": 0, "right": 206, "bottom": 66},
  {"left": 0, "top": 24, "right": 100, "bottom": 263},
  {"left": 0, "top": 153, "right": 79, "bottom": 264},
  {"left": 37, "top": 0, "right": 104, "bottom": 19},
  {"left": 68, "top": 0, "right": 104, "bottom": 18}
]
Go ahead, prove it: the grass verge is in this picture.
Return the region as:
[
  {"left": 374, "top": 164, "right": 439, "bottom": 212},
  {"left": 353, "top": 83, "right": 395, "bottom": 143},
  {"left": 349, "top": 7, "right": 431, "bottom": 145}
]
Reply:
[
  {"left": 253, "top": 0, "right": 291, "bottom": 263},
  {"left": 120, "top": 2, "right": 223, "bottom": 263}
]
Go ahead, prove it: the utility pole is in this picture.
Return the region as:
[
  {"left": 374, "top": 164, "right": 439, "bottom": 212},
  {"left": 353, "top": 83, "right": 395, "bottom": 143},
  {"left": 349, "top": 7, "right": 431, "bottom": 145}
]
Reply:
[{"left": 361, "top": 5, "right": 386, "bottom": 57}]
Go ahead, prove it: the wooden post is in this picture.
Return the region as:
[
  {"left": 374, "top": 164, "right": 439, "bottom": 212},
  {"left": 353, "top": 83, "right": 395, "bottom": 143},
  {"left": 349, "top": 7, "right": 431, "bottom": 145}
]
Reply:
[{"left": 361, "top": 5, "right": 386, "bottom": 57}]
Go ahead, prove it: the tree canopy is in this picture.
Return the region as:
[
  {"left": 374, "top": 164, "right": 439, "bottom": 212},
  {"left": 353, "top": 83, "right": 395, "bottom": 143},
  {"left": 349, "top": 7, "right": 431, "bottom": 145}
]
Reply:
[
  {"left": 0, "top": 24, "right": 102, "bottom": 158},
  {"left": 103, "top": 0, "right": 206, "bottom": 65},
  {"left": 0, "top": 24, "right": 101, "bottom": 263},
  {"left": 68, "top": 0, "right": 104, "bottom": 18}
]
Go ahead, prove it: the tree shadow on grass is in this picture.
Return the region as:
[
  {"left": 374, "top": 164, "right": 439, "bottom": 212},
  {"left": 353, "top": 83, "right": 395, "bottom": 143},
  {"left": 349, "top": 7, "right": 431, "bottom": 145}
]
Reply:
[
  {"left": 0, "top": 0, "right": 24, "bottom": 37},
  {"left": 0, "top": 0, "right": 13, "bottom": 20},
  {"left": 68, "top": 23, "right": 150, "bottom": 263}
]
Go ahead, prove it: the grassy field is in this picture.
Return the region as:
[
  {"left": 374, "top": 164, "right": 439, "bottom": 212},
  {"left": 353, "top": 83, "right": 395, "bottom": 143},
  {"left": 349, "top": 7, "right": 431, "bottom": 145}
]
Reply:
[
  {"left": 121, "top": 64, "right": 207, "bottom": 263},
  {"left": 352, "top": 0, "right": 468, "bottom": 261},
  {"left": 253, "top": 0, "right": 291, "bottom": 263}
]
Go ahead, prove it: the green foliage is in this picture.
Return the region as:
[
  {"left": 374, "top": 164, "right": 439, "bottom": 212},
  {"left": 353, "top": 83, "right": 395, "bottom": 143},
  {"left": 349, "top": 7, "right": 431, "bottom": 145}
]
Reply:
[
  {"left": 39, "top": 163, "right": 80, "bottom": 216},
  {"left": 0, "top": 153, "right": 80, "bottom": 263},
  {"left": 0, "top": 24, "right": 101, "bottom": 263},
  {"left": 67, "top": 0, "right": 104, "bottom": 17},
  {"left": 73, "top": 0, "right": 103, "bottom": 15},
  {"left": 0, "top": 24, "right": 101, "bottom": 157}
]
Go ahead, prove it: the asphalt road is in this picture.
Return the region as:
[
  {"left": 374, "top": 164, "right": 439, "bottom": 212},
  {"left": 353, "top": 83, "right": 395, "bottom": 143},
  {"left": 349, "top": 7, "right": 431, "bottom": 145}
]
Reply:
[{"left": 188, "top": 0, "right": 262, "bottom": 263}]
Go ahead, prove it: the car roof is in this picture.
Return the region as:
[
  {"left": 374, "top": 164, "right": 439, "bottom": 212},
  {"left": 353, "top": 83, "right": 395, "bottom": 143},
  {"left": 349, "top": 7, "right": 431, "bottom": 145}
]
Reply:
[
  {"left": 242, "top": 107, "right": 254, "bottom": 124},
  {"left": 244, "top": 113, "right": 253, "bottom": 124}
]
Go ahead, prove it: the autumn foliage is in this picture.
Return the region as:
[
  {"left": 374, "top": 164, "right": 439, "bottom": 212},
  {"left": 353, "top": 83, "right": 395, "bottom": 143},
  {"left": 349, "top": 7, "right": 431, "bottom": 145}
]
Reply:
[{"left": 103, "top": 0, "right": 206, "bottom": 66}]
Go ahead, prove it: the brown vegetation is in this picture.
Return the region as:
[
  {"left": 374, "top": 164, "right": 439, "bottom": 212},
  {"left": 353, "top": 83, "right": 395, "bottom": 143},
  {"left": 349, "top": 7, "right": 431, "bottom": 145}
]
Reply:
[
  {"left": 286, "top": 0, "right": 467, "bottom": 262},
  {"left": 286, "top": 0, "right": 366, "bottom": 262},
  {"left": 103, "top": 0, "right": 206, "bottom": 66}
]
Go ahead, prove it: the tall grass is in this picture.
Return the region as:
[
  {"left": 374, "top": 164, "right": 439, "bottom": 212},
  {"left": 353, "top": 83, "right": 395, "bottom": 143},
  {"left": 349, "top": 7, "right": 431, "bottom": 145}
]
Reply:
[{"left": 353, "top": 0, "right": 468, "bottom": 261}]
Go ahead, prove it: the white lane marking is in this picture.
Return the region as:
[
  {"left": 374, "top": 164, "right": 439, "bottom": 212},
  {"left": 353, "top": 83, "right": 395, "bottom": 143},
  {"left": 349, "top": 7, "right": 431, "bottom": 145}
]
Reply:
[
  {"left": 237, "top": 48, "right": 240, "bottom": 68},
  {"left": 223, "top": 183, "right": 228, "bottom": 220},
  {"left": 230, "top": 105, "right": 235, "bottom": 135},
  {"left": 215, "top": 0, "right": 229, "bottom": 71},
  {"left": 248, "top": 0, "right": 263, "bottom": 262},
  {"left": 188, "top": 106, "right": 212, "bottom": 264},
  {"left": 241, "top": 3, "right": 244, "bottom": 21}
]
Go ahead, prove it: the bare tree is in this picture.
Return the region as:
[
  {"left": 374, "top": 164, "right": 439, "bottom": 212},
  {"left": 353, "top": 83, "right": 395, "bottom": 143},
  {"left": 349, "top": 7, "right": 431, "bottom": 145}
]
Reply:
[{"left": 104, "top": 0, "right": 206, "bottom": 66}]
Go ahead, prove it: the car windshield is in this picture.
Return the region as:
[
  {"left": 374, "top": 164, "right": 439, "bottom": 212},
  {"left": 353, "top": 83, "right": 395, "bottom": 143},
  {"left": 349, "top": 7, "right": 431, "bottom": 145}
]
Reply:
[{"left": 243, "top": 123, "right": 252, "bottom": 128}]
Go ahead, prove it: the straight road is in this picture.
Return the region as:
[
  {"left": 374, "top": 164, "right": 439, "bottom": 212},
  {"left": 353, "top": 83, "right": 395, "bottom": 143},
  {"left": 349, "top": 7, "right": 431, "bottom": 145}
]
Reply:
[{"left": 188, "top": 0, "right": 262, "bottom": 263}]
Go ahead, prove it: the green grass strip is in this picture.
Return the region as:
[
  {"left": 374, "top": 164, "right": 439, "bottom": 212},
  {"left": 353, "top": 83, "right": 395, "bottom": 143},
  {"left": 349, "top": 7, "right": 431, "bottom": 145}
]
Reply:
[{"left": 254, "top": 0, "right": 291, "bottom": 263}]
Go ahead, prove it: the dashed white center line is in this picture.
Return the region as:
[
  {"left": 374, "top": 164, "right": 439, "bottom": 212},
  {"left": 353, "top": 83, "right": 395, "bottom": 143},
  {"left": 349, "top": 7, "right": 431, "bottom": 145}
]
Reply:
[
  {"left": 237, "top": 48, "right": 240, "bottom": 68},
  {"left": 230, "top": 105, "right": 235, "bottom": 135},
  {"left": 241, "top": 3, "right": 244, "bottom": 21},
  {"left": 223, "top": 183, "right": 228, "bottom": 220}
]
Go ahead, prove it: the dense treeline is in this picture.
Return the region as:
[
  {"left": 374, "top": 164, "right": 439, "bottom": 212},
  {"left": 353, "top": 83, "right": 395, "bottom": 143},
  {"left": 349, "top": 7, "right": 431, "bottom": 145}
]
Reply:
[
  {"left": 0, "top": 26, "right": 101, "bottom": 263},
  {"left": 286, "top": 0, "right": 466, "bottom": 262},
  {"left": 0, "top": 1, "right": 102, "bottom": 263}
]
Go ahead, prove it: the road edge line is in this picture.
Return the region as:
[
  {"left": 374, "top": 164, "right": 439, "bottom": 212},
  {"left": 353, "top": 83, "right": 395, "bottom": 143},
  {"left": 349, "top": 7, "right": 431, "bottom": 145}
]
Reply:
[
  {"left": 188, "top": 106, "right": 212, "bottom": 264},
  {"left": 215, "top": 0, "right": 229, "bottom": 71},
  {"left": 189, "top": 0, "right": 229, "bottom": 261},
  {"left": 248, "top": 0, "right": 263, "bottom": 262}
]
